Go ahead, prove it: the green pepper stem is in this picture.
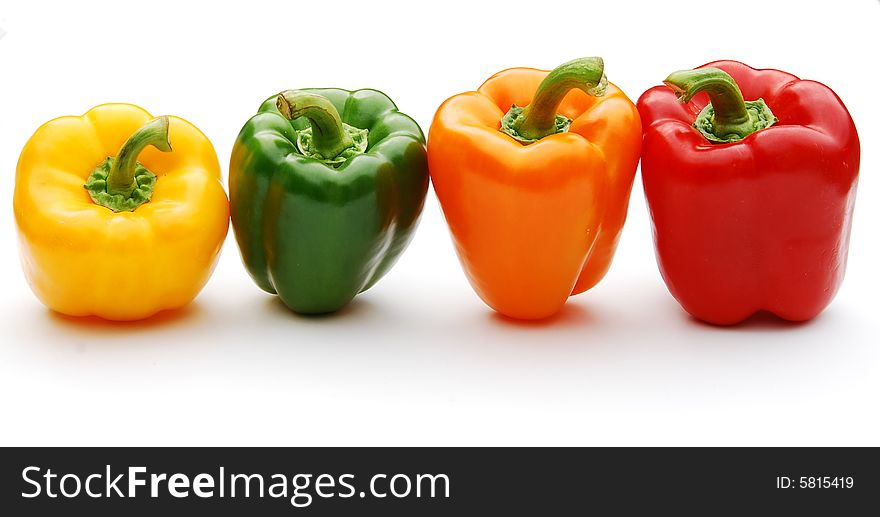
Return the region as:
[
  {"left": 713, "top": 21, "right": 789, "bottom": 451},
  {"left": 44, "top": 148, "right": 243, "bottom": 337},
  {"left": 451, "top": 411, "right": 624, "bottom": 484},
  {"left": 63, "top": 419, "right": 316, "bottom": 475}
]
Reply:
[
  {"left": 663, "top": 68, "right": 775, "bottom": 142},
  {"left": 511, "top": 57, "right": 608, "bottom": 141},
  {"left": 106, "top": 116, "right": 172, "bottom": 197},
  {"left": 276, "top": 91, "right": 354, "bottom": 159}
]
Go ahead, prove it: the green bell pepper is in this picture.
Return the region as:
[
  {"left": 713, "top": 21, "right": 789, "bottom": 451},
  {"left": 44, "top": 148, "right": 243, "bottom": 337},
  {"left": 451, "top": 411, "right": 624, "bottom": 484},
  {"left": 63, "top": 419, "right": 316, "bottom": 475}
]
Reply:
[{"left": 229, "top": 88, "right": 429, "bottom": 314}]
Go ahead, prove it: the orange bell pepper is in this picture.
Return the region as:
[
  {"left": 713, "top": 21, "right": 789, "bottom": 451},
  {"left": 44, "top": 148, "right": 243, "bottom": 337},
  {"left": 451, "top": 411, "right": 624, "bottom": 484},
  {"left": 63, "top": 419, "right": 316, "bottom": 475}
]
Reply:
[{"left": 428, "top": 57, "right": 641, "bottom": 319}]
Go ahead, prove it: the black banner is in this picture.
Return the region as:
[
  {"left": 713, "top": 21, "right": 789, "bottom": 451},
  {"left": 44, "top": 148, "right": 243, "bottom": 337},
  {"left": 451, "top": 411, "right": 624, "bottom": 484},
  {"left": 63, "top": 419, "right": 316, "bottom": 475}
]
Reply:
[{"left": 1, "top": 447, "right": 875, "bottom": 515}]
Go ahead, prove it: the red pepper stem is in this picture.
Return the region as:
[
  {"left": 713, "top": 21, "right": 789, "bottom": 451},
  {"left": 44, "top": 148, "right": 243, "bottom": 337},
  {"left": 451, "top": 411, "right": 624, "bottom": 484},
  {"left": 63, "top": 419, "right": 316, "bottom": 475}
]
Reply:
[
  {"left": 106, "top": 116, "right": 171, "bottom": 197},
  {"left": 511, "top": 57, "right": 608, "bottom": 141},
  {"left": 663, "top": 68, "right": 777, "bottom": 143},
  {"left": 276, "top": 91, "right": 354, "bottom": 159}
]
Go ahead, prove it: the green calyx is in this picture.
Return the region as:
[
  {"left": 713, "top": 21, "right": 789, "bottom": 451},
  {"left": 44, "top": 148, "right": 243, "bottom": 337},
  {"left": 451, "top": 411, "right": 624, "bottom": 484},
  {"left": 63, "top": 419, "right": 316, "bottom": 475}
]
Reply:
[
  {"left": 85, "top": 158, "right": 157, "bottom": 212},
  {"left": 501, "top": 56, "right": 607, "bottom": 144},
  {"left": 664, "top": 67, "right": 778, "bottom": 144},
  {"left": 692, "top": 100, "right": 776, "bottom": 143},
  {"left": 501, "top": 106, "right": 571, "bottom": 144},
  {"left": 277, "top": 90, "right": 369, "bottom": 167},
  {"left": 84, "top": 116, "right": 172, "bottom": 212},
  {"left": 296, "top": 124, "right": 368, "bottom": 166}
]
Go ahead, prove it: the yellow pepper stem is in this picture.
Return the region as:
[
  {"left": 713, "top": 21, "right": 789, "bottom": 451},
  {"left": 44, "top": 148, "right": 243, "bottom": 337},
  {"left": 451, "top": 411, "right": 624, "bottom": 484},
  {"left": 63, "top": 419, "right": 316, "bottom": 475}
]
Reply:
[
  {"left": 107, "top": 116, "right": 172, "bottom": 197},
  {"left": 84, "top": 116, "right": 172, "bottom": 212}
]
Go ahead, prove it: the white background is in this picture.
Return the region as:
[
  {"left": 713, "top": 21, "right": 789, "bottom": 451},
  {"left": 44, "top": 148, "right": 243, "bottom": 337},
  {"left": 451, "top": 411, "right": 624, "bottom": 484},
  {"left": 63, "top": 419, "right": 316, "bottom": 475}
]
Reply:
[{"left": 0, "top": 0, "right": 877, "bottom": 446}]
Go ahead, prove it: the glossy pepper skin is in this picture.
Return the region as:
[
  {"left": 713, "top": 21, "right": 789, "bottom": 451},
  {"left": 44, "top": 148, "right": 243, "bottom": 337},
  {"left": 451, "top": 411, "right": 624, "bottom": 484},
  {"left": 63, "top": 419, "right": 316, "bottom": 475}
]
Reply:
[
  {"left": 14, "top": 104, "right": 229, "bottom": 320},
  {"left": 429, "top": 58, "right": 641, "bottom": 319},
  {"left": 638, "top": 61, "right": 860, "bottom": 325},
  {"left": 230, "top": 89, "right": 428, "bottom": 314}
]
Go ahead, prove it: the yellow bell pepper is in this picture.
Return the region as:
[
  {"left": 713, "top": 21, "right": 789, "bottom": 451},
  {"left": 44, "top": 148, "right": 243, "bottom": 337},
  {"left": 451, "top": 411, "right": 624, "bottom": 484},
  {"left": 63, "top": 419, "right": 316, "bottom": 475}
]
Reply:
[{"left": 13, "top": 104, "right": 229, "bottom": 320}]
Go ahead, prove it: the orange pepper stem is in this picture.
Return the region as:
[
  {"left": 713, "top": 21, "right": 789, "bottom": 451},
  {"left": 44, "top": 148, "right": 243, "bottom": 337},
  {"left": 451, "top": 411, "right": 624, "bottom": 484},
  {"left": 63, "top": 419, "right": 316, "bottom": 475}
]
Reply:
[
  {"left": 276, "top": 90, "right": 356, "bottom": 161},
  {"left": 511, "top": 57, "right": 608, "bottom": 141},
  {"left": 663, "top": 68, "right": 777, "bottom": 143},
  {"left": 107, "top": 116, "right": 172, "bottom": 197}
]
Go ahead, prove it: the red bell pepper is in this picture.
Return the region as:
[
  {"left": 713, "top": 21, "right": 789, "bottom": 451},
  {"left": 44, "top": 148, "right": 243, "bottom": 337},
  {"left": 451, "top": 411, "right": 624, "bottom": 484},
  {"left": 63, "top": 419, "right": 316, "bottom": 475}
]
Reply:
[{"left": 638, "top": 61, "right": 860, "bottom": 325}]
